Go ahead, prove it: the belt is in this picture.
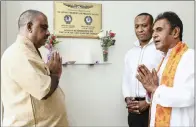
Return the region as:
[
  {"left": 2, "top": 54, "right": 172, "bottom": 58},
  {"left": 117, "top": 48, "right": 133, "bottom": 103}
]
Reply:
[{"left": 132, "top": 97, "right": 146, "bottom": 101}]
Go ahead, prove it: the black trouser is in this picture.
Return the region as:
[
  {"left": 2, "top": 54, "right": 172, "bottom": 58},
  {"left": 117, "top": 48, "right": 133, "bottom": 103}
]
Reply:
[{"left": 128, "top": 107, "right": 149, "bottom": 127}]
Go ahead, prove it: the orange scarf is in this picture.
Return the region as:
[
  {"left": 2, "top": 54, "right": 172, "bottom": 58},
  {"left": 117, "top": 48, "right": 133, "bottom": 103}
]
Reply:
[{"left": 155, "top": 42, "right": 188, "bottom": 127}]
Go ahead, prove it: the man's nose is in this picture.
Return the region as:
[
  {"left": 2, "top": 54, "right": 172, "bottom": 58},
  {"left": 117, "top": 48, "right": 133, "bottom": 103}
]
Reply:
[
  {"left": 152, "top": 32, "right": 157, "bottom": 39},
  {"left": 137, "top": 26, "right": 143, "bottom": 33},
  {"left": 46, "top": 30, "right": 50, "bottom": 36}
]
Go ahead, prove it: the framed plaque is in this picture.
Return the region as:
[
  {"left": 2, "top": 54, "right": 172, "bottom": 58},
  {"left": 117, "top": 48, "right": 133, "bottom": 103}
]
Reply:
[{"left": 54, "top": 1, "right": 102, "bottom": 39}]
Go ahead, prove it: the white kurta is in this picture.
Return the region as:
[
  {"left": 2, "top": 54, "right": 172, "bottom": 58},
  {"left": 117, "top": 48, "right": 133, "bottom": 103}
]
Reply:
[{"left": 150, "top": 48, "right": 194, "bottom": 127}]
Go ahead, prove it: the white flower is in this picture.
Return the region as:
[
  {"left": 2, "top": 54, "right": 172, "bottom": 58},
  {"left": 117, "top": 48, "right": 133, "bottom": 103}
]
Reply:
[{"left": 97, "top": 31, "right": 105, "bottom": 38}]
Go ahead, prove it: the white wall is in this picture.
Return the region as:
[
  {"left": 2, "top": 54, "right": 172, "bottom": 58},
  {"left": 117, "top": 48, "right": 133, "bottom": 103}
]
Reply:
[
  {"left": 4, "top": 1, "right": 194, "bottom": 126},
  {"left": 1, "top": 1, "right": 7, "bottom": 56}
]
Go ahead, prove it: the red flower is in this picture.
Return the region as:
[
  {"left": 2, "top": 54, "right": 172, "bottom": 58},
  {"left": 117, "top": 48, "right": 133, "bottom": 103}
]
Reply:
[
  {"left": 50, "top": 39, "right": 53, "bottom": 44},
  {"left": 103, "top": 50, "right": 108, "bottom": 54},
  {"left": 52, "top": 35, "right": 56, "bottom": 40},
  {"left": 109, "top": 32, "right": 115, "bottom": 38}
]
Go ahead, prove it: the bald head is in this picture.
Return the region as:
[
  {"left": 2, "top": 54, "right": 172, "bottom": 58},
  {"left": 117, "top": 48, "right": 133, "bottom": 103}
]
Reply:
[
  {"left": 18, "top": 9, "right": 45, "bottom": 30},
  {"left": 18, "top": 9, "right": 50, "bottom": 49}
]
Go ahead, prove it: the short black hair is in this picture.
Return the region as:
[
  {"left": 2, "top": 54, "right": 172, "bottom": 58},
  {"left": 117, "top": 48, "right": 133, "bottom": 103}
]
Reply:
[
  {"left": 154, "top": 11, "right": 183, "bottom": 41},
  {"left": 18, "top": 9, "right": 44, "bottom": 29},
  {"left": 136, "top": 13, "right": 154, "bottom": 25}
]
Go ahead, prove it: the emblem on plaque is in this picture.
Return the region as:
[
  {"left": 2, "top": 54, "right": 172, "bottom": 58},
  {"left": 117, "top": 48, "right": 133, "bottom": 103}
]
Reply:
[
  {"left": 84, "top": 16, "right": 93, "bottom": 25},
  {"left": 64, "top": 15, "right": 72, "bottom": 24}
]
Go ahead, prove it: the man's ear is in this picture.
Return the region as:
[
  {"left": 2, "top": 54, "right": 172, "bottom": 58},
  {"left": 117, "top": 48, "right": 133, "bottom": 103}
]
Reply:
[
  {"left": 171, "top": 27, "right": 180, "bottom": 39},
  {"left": 27, "top": 22, "right": 33, "bottom": 33}
]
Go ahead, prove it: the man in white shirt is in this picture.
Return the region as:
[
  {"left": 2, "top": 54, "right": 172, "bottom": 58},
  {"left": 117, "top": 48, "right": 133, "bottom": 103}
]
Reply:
[
  {"left": 122, "top": 13, "right": 162, "bottom": 127},
  {"left": 136, "top": 11, "right": 194, "bottom": 127}
]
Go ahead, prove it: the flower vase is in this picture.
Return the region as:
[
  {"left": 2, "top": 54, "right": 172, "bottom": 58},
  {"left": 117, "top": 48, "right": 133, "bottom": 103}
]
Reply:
[{"left": 102, "top": 47, "right": 108, "bottom": 62}]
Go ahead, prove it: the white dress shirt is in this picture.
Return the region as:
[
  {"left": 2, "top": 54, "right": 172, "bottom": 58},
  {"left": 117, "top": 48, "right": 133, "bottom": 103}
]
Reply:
[
  {"left": 122, "top": 39, "right": 163, "bottom": 99},
  {"left": 150, "top": 47, "right": 194, "bottom": 127}
]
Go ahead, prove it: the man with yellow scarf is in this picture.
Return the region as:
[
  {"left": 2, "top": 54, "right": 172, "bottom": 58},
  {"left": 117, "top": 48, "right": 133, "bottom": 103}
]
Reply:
[{"left": 136, "top": 11, "right": 194, "bottom": 127}]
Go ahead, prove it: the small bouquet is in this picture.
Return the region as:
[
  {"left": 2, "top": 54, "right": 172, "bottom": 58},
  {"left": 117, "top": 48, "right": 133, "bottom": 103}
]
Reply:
[
  {"left": 98, "top": 30, "right": 116, "bottom": 47},
  {"left": 45, "top": 34, "right": 61, "bottom": 61},
  {"left": 97, "top": 30, "right": 116, "bottom": 62},
  {"left": 45, "top": 34, "right": 60, "bottom": 49}
]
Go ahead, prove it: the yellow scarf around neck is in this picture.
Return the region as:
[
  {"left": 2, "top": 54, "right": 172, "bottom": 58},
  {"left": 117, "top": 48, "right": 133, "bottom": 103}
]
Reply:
[{"left": 155, "top": 42, "right": 188, "bottom": 127}]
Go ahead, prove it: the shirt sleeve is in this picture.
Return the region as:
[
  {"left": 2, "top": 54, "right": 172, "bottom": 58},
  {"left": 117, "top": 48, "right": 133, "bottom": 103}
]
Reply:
[
  {"left": 122, "top": 53, "right": 132, "bottom": 99},
  {"left": 152, "top": 50, "right": 194, "bottom": 107},
  {"left": 8, "top": 56, "right": 51, "bottom": 100}
]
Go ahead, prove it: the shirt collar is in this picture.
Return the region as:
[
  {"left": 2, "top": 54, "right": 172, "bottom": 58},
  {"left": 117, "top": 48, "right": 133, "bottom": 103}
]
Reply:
[
  {"left": 134, "top": 38, "right": 154, "bottom": 47},
  {"left": 162, "top": 46, "right": 174, "bottom": 59},
  {"left": 16, "top": 34, "right": 42, "bottom": 58}
]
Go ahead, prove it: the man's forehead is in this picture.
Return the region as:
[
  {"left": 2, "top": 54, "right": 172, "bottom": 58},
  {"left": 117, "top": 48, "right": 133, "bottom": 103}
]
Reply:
[
  {"left": 153, "top": 19, "right": 169, "bottom": 29},
  {"left": 135, "top": 15, "right": 150, "bottom": 23},
  {"left": 35, "top": 14, "right": 48, "bottom": 24},
  {"left": 136, "top": 15, "right": 149, "bottom": 20}
]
